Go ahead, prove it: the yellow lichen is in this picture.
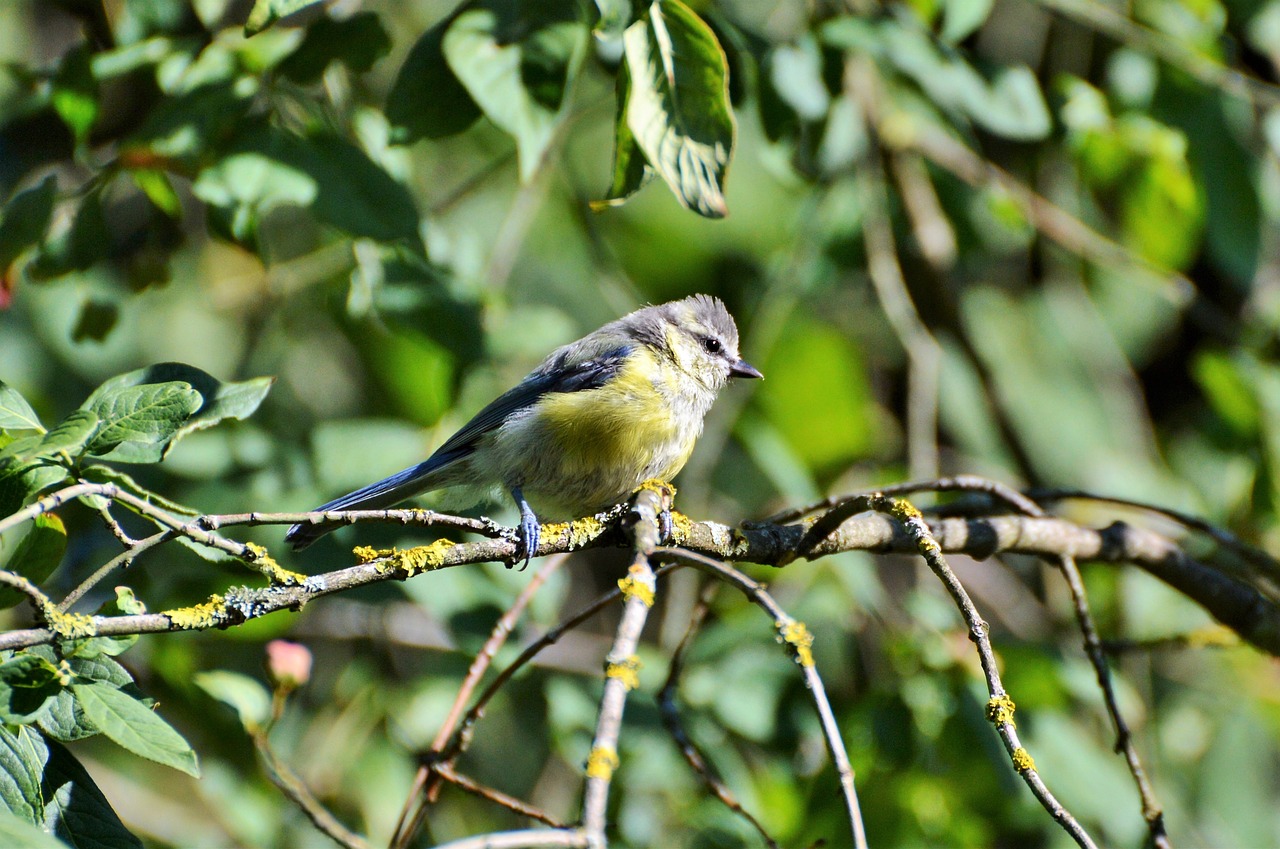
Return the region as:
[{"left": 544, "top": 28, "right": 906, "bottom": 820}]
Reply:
[
  {"left": 617, "top": 564, "right": 655, "bottom": 607},
  {"left": 46, "top": 611, "right": 96, "bottom": 639},
  {"left": 986, "top": 694, "right": 1017, "bottom": 727},
  {"left": 244, "top": 542, "right": 306, "bottom": 586},
  {"left": 635, "top": 479, "right": 677, "bottom": 501},
  {"left": 1011, "top": 747, "right": 1036, "bottom": 773},
  {"left": 353, "top": 539, "right": 457, "bottom": 576},
  {"left": 605, "top": 655, "right": 642, "bottom": 690},
  {"left": 543, "top": 515, "right": 608, "bottom": 550},
  {"left": 585, "top": 746, "right": 620, "bottom": 781},
  {"left": 778, "top": 619, "right": 815, "bottom": 667},
  {"left": 163, "top": 594, "right": 228, "bottom": 630},
  {"left": 667, "top": 511, "right": 694, "bottom": 544}
]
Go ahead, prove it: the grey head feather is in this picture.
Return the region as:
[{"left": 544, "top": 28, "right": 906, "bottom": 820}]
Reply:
[{"left": 619, "top": 294, "right": 740, "bottom": 352}]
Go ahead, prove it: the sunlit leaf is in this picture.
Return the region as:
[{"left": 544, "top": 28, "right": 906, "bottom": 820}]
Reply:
[
  {"left": 0, "top": 726, "right": 44, "bottom": 823},
  {"left": 69, "top": 683, "right": 199, "bottom": 777},
  {"left": 442, "top": 0, "right": 589, "bottom": 182},
  {"left": 0, "top": 809, "right": 67, "bottom": 849},
  {"left": 940, "top": 0, "right": 994, "bottom": 42},
  {"left": 0, "top": 383, "right": 42, "bottom": 434},
  {"left": 130, "top": 169, "right": 182, "bottom": 219},
  {"left": 194, "top": 671, "right": 271, "bottom": 732},
  {"left": 51, "top": 45, "right": 97, "bottom": 146},
  {"left": 81, "top": 363, "right": 274, "bottom": 461},
  {"left": 84, "top": 383, "right": 202, "bottom": 464},
  {"left": 244, "top": 0, "right": 325, "bottom": 35},
  {"left": 194, "top": 126, "right": 421, "bottom": 247},
  {"left": 618, "top": 0, "right": 735, "bottom": 217}
]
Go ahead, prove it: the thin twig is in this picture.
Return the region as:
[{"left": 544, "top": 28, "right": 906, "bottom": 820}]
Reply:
[
  {"left": 430, "top": 829, "right": 589, "bottom": 849},
  {"left": 211, "top": 507, "right": 509, "bottom": 539},
  {"left": 656, "top": 582, "right": 781, "bottom": 848},
  {"left": 393, "top": 555, "right": 569, "bottom": 849},
  {"left": 252, "top": 729, "right": 370, "bottom": 849},
  {"left": 865, "top": 495, "right": 1099, "bottom": 849},
  {"left": 898, "top": 122, "right": 1236, "bottom": 339},
  {"left": 94, "top": 503, "right": 138, "bottom": 547},
  {"left": 1056, "top": 554, "right": 1170, "bottom": 849},
  {"left": 653, "top": 547, "right": 868, "bottom": 849},
  {"left": 1028, "top": 487, "right": 1280, "bottom": 586},
  {"left": 1031, "top": 0, "right": 1280, "bottom": 109},
  {"left": 581, "top": 487, "right": 669, "bottom": 840},
  {"left": 433, "top": 764, "right": 568, "bottom": 829},
  {"left": 758, "top": 474, "right": 1043, "bottom": 525},
  {"left": 849, "top": 57, "right": 942, "bottom": 481},
  {"left": 59, "top": 530, "right": 172, "bottom": 612}
]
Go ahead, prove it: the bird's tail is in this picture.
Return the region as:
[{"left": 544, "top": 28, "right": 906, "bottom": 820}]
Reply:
[{"left": 285, "top": 457, "right": 458, "bottom": 550}]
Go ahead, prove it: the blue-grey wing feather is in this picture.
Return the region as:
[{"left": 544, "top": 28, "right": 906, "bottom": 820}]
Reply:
[{"left": 286, "top": 343, "right": 632, "bottom": 549}]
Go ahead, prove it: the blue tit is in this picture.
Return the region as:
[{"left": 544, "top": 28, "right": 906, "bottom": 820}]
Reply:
[{"left": 285, "top": 294, "right": 762, "bottom": 563}]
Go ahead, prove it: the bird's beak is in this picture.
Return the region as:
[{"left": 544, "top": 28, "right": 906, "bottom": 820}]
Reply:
[{"left": 730, "top": 359, "right": 764, "bottom": 379}]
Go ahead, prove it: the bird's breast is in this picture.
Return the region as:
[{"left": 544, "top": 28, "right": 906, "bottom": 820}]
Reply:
[{"left": 509, "top": 350, "right": 710, "bottom": 514}]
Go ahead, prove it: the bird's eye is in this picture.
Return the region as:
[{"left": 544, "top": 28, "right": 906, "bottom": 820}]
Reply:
[{"left": 702, "top": 337, "right": 722, "bottom": 354}]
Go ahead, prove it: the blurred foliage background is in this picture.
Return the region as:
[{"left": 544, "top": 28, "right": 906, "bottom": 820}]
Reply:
[{"left": 2, "top": 0, "right": 1280, "bottom": 846}]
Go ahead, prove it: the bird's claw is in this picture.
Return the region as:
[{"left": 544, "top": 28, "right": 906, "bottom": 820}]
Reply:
[
  {"left": 512, "top": 486, "right": 540, "bottom": 571},
  {"left": 658, "top": 506, "right": 673, "bottom": 543}
]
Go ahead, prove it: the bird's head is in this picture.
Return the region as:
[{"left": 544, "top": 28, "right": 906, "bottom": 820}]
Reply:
[{"left": 631, "top": 295, "right": 762, "bottom": 392}]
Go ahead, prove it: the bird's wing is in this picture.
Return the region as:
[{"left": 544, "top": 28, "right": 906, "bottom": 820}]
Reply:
[
  {"left": 286, "top": 343, "right": 634, "bottom": 549},
  {"left": 429, "top": 343, "right": 633, "bottom": 464}
]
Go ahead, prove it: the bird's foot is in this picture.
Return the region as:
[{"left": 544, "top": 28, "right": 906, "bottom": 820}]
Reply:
[{"left": 511, "top": 487, "right": 540, "bottom": 571}]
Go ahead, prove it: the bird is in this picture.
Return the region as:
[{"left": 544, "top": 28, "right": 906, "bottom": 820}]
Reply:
[{"left": 285, "top": 294, "right": 762, "bottom": 563}]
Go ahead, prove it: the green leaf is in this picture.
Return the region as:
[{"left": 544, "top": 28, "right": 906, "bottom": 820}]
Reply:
[
  {"left": 619, "top": 0, "right": 736, "bottom": 217},
  {"left": 37, "top": 652, "right": 142, "bottom": 743},
  {"left": 594, "top": 58, "right": 654, "bottom": 209},
  {"left": 0, "top": 462, "right": 70, "bottom": 524},
  {"left": 0, "top": 809, "right": 68, "bottom": 849},
  {"left": 0, "top": 383, "right": 43, "bottom": 433},
  {"left": 41, "top": 739, "right": 142, "bottom": 849},
  {"left": 442, "top": 0, "right": 589, "bottom": 182},
  {"left": 194, "top": 671, "right": 271, "bottom": 732},
  {"left": 84, "top": 364, "right": 273, "bottom": 453},
  {"left": 244, "top": 0, "right": 325, "bottom": 35},
  {"left": 0, "top": 726, "right": 45, "bottom": 823},
  {"left": 386, "top": 13, "right": 482, "bottom": 143},
  {"left": 129, "top": 169, "right": 182, "bottom": 219},
  {"left": 194, "top": 126, "right": 421, "bottom": 247},
  {"left": 0, "top": 655, "right": 64, "bottom": 725},
  {"left": 278, "top": 12, "right": 391, "bottom": 83},
  {"left": 0, "top": 177, "right": 57, "bottom": 275},
  {"left": 0, "top": 514, "right": 67, "bottom": 611},
  {"left": 36, "top": 693, "right": 96, "bottom": 744},
  {"left": 35, "top": 411, "right": 99, "bottom": 460},
  {"left": 940, "top": 0, "right": 994, "bottom": 43},
  {"left": 51, "top": 45, "right": 98, "bottom": 146},
  {"left": 593, "top": 0, "right": 632, "bottom": 39},
  {"left": 84, "top": 382, "right": 201, "bottom": 464},
  {"left": 69, "top": 683, "right": 199, "bottom": 777}
]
